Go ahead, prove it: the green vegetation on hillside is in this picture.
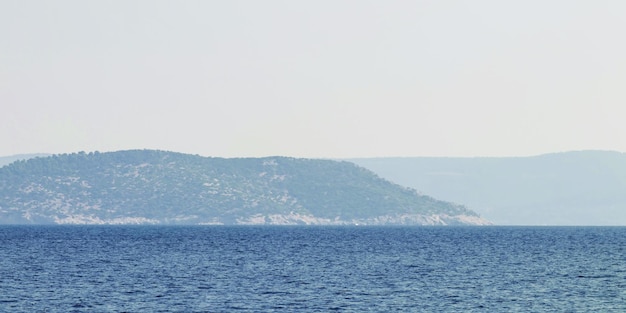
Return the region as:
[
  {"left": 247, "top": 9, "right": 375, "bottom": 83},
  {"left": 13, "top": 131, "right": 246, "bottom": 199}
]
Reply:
[{"left": 0, "top": 150, "right": 481, "bottom": 225}]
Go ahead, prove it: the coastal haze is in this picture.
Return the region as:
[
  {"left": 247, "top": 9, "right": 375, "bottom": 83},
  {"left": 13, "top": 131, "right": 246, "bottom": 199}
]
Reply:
[
  {"left": 3, "top": 1, "right": 626, "bottom": 225},
  {"left": 351, "top": 151, "right": 626, "bottom": 226},
  {"left": 3, "top": 1, "right": 626, "bottom": 158},
  {"left": 3, "top": 3, "right": 626, "bottom": 310}
]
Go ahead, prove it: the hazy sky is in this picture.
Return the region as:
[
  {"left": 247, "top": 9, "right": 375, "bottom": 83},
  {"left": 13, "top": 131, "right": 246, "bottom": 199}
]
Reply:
[{"left": 2, "top": 1, "right": 626, "bottom": 158}]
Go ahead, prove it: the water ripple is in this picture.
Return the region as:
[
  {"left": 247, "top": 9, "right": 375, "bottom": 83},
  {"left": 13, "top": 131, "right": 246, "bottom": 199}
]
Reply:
[{"left": 1, "top": 226, "right": 625, "bottom": 312}]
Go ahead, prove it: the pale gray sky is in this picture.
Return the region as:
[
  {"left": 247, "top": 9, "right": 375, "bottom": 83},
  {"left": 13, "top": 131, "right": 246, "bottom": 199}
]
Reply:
[{"left": 2, "top": 0, "right": 626, "bottom": 158}]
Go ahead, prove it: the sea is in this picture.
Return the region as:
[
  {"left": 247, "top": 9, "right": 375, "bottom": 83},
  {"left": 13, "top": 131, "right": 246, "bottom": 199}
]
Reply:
[{"left": 1, "top": 226, "right": 625, "bottom": 312}]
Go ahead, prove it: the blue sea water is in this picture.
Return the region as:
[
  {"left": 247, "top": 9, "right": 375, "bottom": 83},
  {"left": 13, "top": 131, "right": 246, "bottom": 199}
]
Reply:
[{"left": 1, "top": 226, "right": 625, "bottom": 312}]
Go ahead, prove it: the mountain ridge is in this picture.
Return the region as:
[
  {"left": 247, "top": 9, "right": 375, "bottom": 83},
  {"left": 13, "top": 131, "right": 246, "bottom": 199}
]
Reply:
[{"left": 349, "top": 150, "right": 626, "bottom": 225}]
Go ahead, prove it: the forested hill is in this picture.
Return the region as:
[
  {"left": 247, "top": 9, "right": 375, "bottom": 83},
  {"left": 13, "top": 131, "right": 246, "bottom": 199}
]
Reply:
[{"left": 0, "top": 150, "right": 488, "bottom": 225}]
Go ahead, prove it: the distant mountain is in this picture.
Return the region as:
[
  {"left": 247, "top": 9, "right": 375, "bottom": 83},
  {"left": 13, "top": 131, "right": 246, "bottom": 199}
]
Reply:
[
  {"left": 350, "top": 151, "right": 626, "bottom": 225},
  {"left": 0, "top": 154, "right": 50, "bottom": 167},
  {"left": 0, "top": 150, "right": 488, "bottom": 225}
]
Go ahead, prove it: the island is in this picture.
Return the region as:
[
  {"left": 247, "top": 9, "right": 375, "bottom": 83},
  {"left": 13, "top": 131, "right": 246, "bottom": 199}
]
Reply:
[{"left": 0, "top": 150, "right": 489, "bottom": 225}]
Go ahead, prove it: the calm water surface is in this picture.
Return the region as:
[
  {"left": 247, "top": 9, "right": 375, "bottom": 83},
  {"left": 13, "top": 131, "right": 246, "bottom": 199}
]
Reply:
[{"left": 1, "top": 226, "right": 625, "bottom": 312}]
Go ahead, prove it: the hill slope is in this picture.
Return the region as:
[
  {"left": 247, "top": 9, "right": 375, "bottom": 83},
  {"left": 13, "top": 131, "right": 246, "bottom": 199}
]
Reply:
[
  {"left": 0, "top": 150, "right": 488, "bottom": 225},
  {"left": 350, "top": 151, "right": 626, "bottom": 225}
]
